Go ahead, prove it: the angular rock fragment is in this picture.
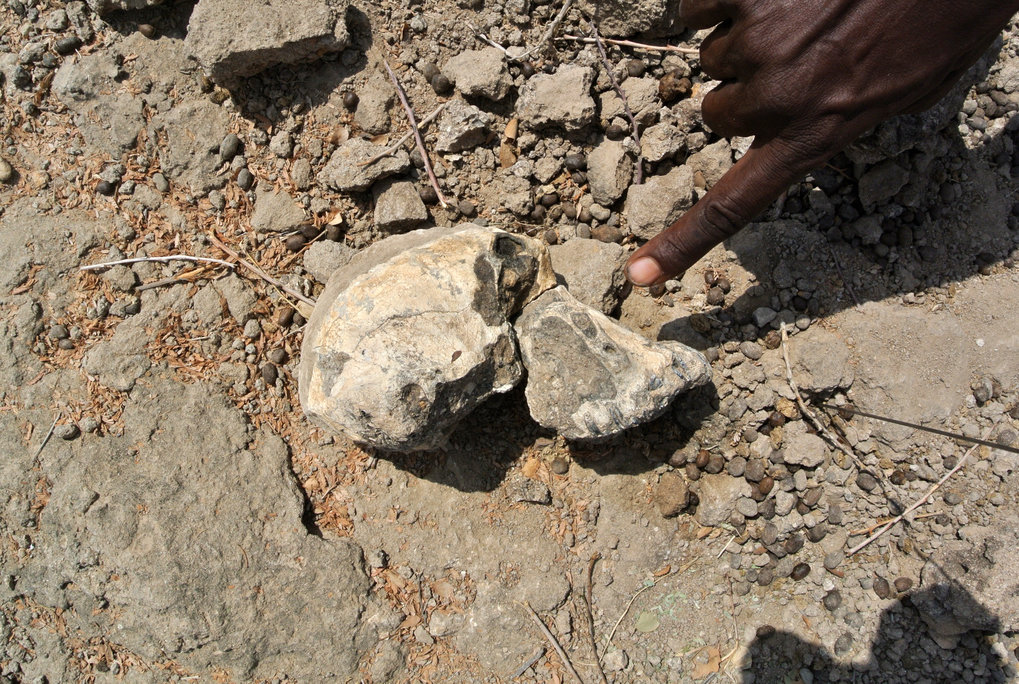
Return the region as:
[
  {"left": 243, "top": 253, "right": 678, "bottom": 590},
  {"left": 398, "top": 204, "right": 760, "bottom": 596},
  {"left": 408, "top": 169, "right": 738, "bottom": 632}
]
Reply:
[
  {"left": 299, "top": 226, "right": 556, "bottom": 451},
  {"left": 436, "top": 99, "right": 493, "bottom": 153},
  {"left": 151, "top": 100, "right": 231, "bottom": 193},
  {"left": 186, "top": 0, "right": 352, "bottom": 86},
  {"left": 372, "top": 179, "right": 428, "bottom": 233},
  {"left": 578, "top": 0, "right": 683, "bottom": 37},
  {"left": 623, "top": 165, "right": 694, "bottom": 239},
  {"left": 87, "top": 0, "right": 163, "bottom": 15},
  {"left": 517, "top": 65, "right": 596, "bottom": 133},
  {"left": 317, "top": 138, "right": 411, "bottom": 192},
  {"left": 515, "top": 286, "right": 710, "bottom": 440},
  {"left": 547, "top": 239, "right": 626, "bottom": 315},
  {"left": 599, "top": 76, "right": 662, "bottom": 126},
  {"left": 251, "top": 188, "right": 307, "bottom": 233},
  {"left": 442, "top": 48, "right": 512, "bottom": 101},
  {"left": 587, "top": 140, "right": 632, "bottom": 206}
]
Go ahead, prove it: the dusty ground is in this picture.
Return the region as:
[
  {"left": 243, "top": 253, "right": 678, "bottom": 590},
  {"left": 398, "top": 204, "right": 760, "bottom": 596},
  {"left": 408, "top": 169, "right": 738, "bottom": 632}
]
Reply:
[{"left": 1, "top": 0, "right": 1019, "bottom": 682}]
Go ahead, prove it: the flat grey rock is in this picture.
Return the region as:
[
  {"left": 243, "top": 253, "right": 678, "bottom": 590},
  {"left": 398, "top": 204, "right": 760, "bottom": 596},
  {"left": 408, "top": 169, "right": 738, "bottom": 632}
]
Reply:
[
  {"left": 442, "top": 47, "right": 512, "bottom": 101},
  {"left": 151, "top": 100, "right": 231, "bottom": 193},
  {"left": 547, "top": 238, "right": 626, "bottom": 315},
  {"left": 578, "top": 0, "right": 683, "bottom": 37},
  {"left": 693, "top": 474, "right": 753, "bottom": 527},
  {"left": 86, "top": 0, "right": 162, "bottom": 15},
  {"left": 436, "top": 99, "right": 493, "bottom": 153},
  {"left": 186, "top": 0, "right": 353, "bottom": 86},
  {"left": 517, "top": 64, "right": 596, "bottom": 133},
  {"left": 587, "top": 139, "right": 632, "bottom": 206},
  {"left": 317, "top": 137, "right": 411, "bottom": 192},
  {"left": 251, "top": 187, "right": 307, "bottom": 233},
  {"left": 299, "top": 226, "right": 556, "bottom": 451},
  {"left": 372, "top": 179, "right": 428, "bottom": 233},
  {"left": 514, "top": 286, "right": 710, "bottom": 440},
  {"left": 623, "top": 164, "right": 694, "bottom": 240}
]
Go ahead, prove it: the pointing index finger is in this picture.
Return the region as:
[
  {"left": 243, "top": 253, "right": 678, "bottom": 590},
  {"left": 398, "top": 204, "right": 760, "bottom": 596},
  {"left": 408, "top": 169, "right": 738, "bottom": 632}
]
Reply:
[{"left": 625, "top": 136, "right": 824, "bottom": 286}]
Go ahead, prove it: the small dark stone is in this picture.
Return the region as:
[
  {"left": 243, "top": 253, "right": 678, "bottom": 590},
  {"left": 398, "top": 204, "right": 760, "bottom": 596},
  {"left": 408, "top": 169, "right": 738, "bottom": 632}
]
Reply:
[
  {"left": 285, "top": 234, "right": 306, "bottom": 252},
  {"left": 802, "top": 487, "right": 823, "bottom": 508},
  {"left": 790, "top": 562, "right": 810, "bottom": 581},
  {"left": 756, "top": 625, "right": 776, "bottom": 639},
  {"left": 706, "top": 287, "right": 725, "bottom": 305},
  {"left": 293, "top": 311, "right": 307, "bottom": 327},
  {"left": 605, "top": 123, "right": 627, "bottom": 140},
  {"left": 705, "top": 454, "right": 725, "bottom": 474},
  {"left": 942, "top": 454, "right": 959, "bottom": 470},
  {"left": 540, "top": 192, "right": 559, "bottom": 207},
  {"left": 823, "top": 590, "right": 842, "bottom": 611},
  {"left": 299, "top": 224, "right": 319, "bottom": 240},
  {"left": 856, "top": 472, "right": 878, "bottom": 492},
  {"left": 571, "top": 170, "right": 587, "bottom": 185},
  {"left": 757, "top": 567, "right": 774, "bottom": 586},
  {"left": 834, "top": 634, "right": 853, "bottom": 655},
  {"left": 591, "top": 225, "right": 622, "bottom": 243},
  {"left": 278, "top": 308, "right": 295, "bottom": 327},
  {"left": 138, "top": 23, "right": 156, "bottom": 38},
  {"left": 873, "top": 577, "right": 891, "bottom": 599},
  {"left": 430, "top": 73, "right": 453, "bottom": 95},
  {"left": 795, "top": 501, "right": 810, "bottom": 515},
  {"left": 58, "top": 338, "right": 75, "bottom": 350},
  {"left": 325, "top": 225, "right": 343, "bottom": 242},
  {"left": 761, "top": 523, "right": 778, "bottom": 545},
  {"left": 805, "top": 523, "right": 828, "bottom": 543},
  {"left": 649, "top": 283, "right": 666, "bottom": 297},
  {"left": 49, "top": 324, "right": 69, "bottom": 340},
  {"left": 893, "top": 577, "right": 913, "bottom": 593},
  {"left": 684, "top": 463, "right": 701, "bottom": 481},
  {"left": 236, "top": 168, "right": 254, "bottom": 190},
  {"left": 418, "top": 184, "right": 438, "bottom": 205},
  {"left": 727, "top": 456, "right": 747, "bottom": 478},
  {"left": 889, "top": 469, "right": 906, "bottom": 485},
  {"left": 716, "top": 277, "right": 732, "bottom": 293},
  {"left": 341, "top": 91, "right": 359, "bottom": 110},
  {"left": 744, "top": 459, "right": 766, "bottom": 482},
  {"left": 550, "top": 457, "right": 569, "bottom": 475},
  {"left": 54, "top": 36, "right": 82, "bottom": 55},
  {"left": 658, "top": 69, "right": 692, "bottom": 104},
  {"left": 767, "top": 411, "right": 786, "bottom": 427},
  {"left": 543, "top": 229, "right": 558, "bottom": 245},
  {"left": 784, "top": 533, "right": 804, "bottom": 555},
  {"left": 520, "top": 61, "right": 535, "bottom": 78},
  {"left": 261, "top": 364, "right": 279, "bottom": 385},
  {"left": 95, "top": 180, "right": 115, "bottom": 196},
  {"left": 704, "top": 270, "right": 719, "bottom": 286},
  {"left": 827, "top": 504, "right": 843, "bottom": 525},
  {"left": 268, "top": 348, "right": 287, "bottom": 365},
  {"left": 625, "top": 59, "right": 646, "bottom": 77},
  {"left": 758, "top": 498, "right": 776, "bottom": 519},
  {"left": 564, "top": 153, "right": 586, "bottom": 171},
  {"left": 458, "top": 200, "right": 477, "bottom": 218},
  {"left": 758, "top": 476, "right": 774, "bottom": 496}
]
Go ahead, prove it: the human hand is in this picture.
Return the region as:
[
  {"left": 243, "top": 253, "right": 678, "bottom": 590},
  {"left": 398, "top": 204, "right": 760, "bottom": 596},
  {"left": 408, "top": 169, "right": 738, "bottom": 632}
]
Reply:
[{"left": 626, "top": 0, "right": 1019, "bottom": 286}]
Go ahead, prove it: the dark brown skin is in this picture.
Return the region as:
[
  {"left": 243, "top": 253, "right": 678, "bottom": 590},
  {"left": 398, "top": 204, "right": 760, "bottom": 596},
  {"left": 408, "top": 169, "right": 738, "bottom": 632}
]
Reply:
[{"left": 626, "top": 0, "right": 1019, "bottom": 286}]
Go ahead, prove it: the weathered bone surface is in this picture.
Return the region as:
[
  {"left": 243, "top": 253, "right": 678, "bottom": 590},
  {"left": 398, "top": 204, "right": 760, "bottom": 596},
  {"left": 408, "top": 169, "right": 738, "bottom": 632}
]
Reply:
[
  {"left": 515, "top": 286, "right": 711, "bottom": 440},
  {"left": 299, "top": 226, "right": 556, "bottom": 451}
]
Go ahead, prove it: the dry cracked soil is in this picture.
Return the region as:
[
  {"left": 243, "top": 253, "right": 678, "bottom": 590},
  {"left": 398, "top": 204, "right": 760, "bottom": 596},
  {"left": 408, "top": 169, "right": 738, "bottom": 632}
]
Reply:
[{"left": 2, "top": 0, "right": 1019, "bottom": 682}]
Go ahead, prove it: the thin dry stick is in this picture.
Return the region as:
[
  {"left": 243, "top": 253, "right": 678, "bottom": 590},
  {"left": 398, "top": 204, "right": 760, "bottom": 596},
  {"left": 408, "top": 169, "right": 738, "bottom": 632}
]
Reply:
[
  {"left": 848, "top": 437, "right": 986, "bottom": 556},
  {"left": 511, "top": 647, "right": 547, "bottom": 679},
  {"left": 589, "top": 22, "right": 643, "bottom": 184},
  {"left": 779, "top": 322, "right": 869, "bottom": 474},
  {"left": 80, "top": 255, "right": 235, "bottom": 272},
  {"left": 32, "top": 414, "right": 59, "bottom": 461},
  {"left": 849, "top": 512, "right": 940, "bottom": 537},
  {"left": 562, "top": 34, "right": 699, "bottom": 55},
  {"left": 825, "top": 243, "right": 861, "bottom": 307},
  {"left": 511, "top": 0, "right": 575, "bottom": 62},
  {"left": 383, "top": 59, "right": 449, "bottom": 208},
  {"left": 208, "top": 232, "right": 316, "bottom": 307},
  {"left": 359, "top": 101, "right": 449, "bottom": 166},
  {"left": 583, "top": 553, "right": 609, "bottom": 684},
  {"left": 520, "top": 601, "right": 583, "bottom": 684}
]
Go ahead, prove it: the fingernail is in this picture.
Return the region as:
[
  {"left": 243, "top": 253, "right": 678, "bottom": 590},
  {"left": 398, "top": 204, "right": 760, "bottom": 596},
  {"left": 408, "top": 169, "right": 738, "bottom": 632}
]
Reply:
[{"left": 626, "top": 257, "right": 663, "bottom": 286}]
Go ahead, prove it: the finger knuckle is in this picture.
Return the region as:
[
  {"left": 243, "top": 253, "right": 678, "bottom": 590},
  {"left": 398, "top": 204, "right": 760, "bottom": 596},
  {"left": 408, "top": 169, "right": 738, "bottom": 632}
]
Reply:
[{"left": 697, "top": 196, "right": 746, "bottom": 243}]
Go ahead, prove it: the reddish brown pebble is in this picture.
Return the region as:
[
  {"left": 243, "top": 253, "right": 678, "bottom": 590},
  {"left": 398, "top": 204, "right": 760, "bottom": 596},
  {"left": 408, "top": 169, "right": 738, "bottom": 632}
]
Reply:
[
  {"left": 278, "top": 308, "right": 295, "bottom": 327},
  {"left": 695, "top": 449, "right": 710, "bottom": 469},
  {"left": 658, "top": 70, "right": 692, "bottom": 104},
  {"left": 758, "top": 476, "right": 774, "bottom": 495},
  {"left": 685, "top": 463, "right": 701, "bottom": 481},
  {"left": 704, "top": 269, "right": 719, "bottom": 286},
  {"left": 261, "top": 364, "right": 278, "bottom": 385},
  {"left": 285, "top": 234, "right": 306, "bottom": 252},
  {"left": 890, "top": 470, "right": 906, "bottom": 485},
  {"left": 767, "top": 411, "right": 786, "bottom": 427},
  {"left": 873, "top": 577, "right": 891, "bottom": 599},
  {"left": 293, "top": 311, "right": 307, "bottom": 327},
  {"left": 300, "top": 223, "right": 319, "bottom": 239},
  {"left": 790, "top": 562, "right": 810, "bottom": 581},
  {"left": 756, "top": 625, "right": 776, "bottom": 639},
  {"left": 341, "top": 91, "right": 359, "bottom": 110},
  {"left": 520, "top": 61, "right": 535, "bottom": 78},
  {"left": 716, "top": 277, "right": 732, "bottom": 293},
  {"left": 894, "top": 577, "right": 913, "bottom": 593},
  {"left": 763, "top": 330, "right": 782, "bottom": 349}
]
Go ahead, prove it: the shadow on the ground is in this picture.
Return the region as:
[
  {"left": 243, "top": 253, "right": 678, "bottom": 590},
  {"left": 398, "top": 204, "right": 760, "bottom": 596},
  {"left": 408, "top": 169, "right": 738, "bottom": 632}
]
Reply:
[{"left": 742, "top": 582, "right": 1012, "bottom": 683}]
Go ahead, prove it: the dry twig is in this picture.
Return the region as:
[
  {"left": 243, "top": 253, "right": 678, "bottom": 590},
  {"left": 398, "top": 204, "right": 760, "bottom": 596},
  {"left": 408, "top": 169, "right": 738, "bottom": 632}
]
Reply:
[
  {"left": 562, "top": 34, "right": 699, "bottom": 54},
  {"left": 779, "top": 322, "right": 869, "bottom": 474},
  {"left": 589, "top": 22, "right": 644, "bottom": 184},
  {"left": 208, "top": 231, "right": 316, "bottom": 307},
  {"left": 383, "top": 59, "right": 449, "bottom": 208},
  {"left": 520, "top": 601, "right": 583, "bottom": 684},
  {"left": 848, "top": 436, "right": 987, "bottom": 555},
  {"left": 32, "top": 414, "right": 59, "bottom": 461},
  {"left": 583, "top": 553, "right": 609, "bottom": 684},
  {"left": 80, "top": 255, "right": 235, "bottom": 272},
  {"left": 359, "top": 101, "right": 449, "bottom": 166},
  {"left": 509, "top": 0, "right": 575, "bottom": 62}
]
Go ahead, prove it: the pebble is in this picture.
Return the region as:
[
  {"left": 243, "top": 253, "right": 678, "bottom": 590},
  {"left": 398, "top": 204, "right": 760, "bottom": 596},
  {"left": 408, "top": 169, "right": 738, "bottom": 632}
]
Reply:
[
  {"left": 739, "top": 341, "right": 763, "bottom": 360},
  {"left": 736, "top": 497, "right": 758, "bottom": 518},
  {"left": 706, "top": 287, "right": 725, "bottom": 305},
  {"left": 823, "top": 551, "right": 844, "bottom": 570},
  {"left": 285, "top": 234, "right": 306, "bottom": 252},
  {"left": 341, "top": 91, "right": 359, "bottom": 110},
  {"left": 784, "top": 533, "right": 804, "bottom": 554},
  {"left": 944, "top": 490, "right": 963, "bottom": 505},
  {"left": 744, "top": 459, "right": 767, "bottom": 482},
  {"left": 756, "top": 625, "right": 775, "bottom": 639},
  {"left": 705, "top": 454, "right": 724, "bottom": 474},
  {"left": 80, "top": 417, "right": 100, "bottom": 434},
  {"left": 805, "top": 524, "right": 827, "bottom": 543},
  {"left": 261, "top": 364, "right": 278, "bottom": 385},
  {"left": 96, "top": 180, "right": 115, "bottom": 196},
  {"left": 48, "top": 324, "right": 69, "bottom": 340},
  {"left": 827, "top": 504, "right": 843, "bottom": 524},
  {"left": 268, "top": 349, "right": 287, "bottom": 365},
  {"left": 873, "top": 577, "right": 891, "bottom": 599},
  {"left": 753, "top": 307, "right": 777, "bottom": 328},
  {"left": 757, "top": 567, "right": 774, "bottom": 586},
  {"left": 790, "top": 562, "right": 810, "bottom": 581},
  {"left": 833, "top": 634, "right": 853, "bottom": 655},
  {"left": 55, "top": 423, "right": 80, "bottom": 440},
  {"left": 550, "top": 457, "right": 569, "bottom": 475},
  {"left": 658, "top": 69, "right": 691, "bottom": 104},
  {"left": 856, "top": 472, "right": 878, "bottom": 492},
  {"left": 823, "top": 590, "right": 842, "bottom": 611},
  {"left": 727, "top": 456, "right": 747, "bottom": 477},
  {"left": 237, "top": 169, "right": 254, "bottom": 190},
  {"left": 138, "top": 23, "right": 156, "bottom": 38},
  {"left": 153, "top": 173, "right": 169, "bottom": 193},
  {"left": 590, "top": 225, "right": 622, "bottom": 243},
  {"left": 243, "top": 319, "right": 261, "bottom": 339},
  {"left": 893, "top": 577, "right": 913, "bottom": 593},
  {"left": 0, "top": 159, "right": 13, "bottom": 183},
  {"left": 220, "top": 133, "right": 242, "bottom": 160},
  {"left": 54, "top": 36, "right": 82, "bottom": 55},
  {"left": 758, "top": 476, "right": 774, "bottom": 495}
]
